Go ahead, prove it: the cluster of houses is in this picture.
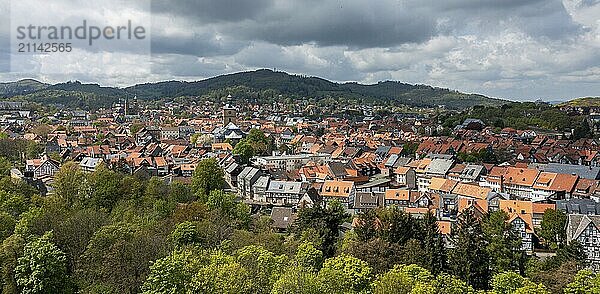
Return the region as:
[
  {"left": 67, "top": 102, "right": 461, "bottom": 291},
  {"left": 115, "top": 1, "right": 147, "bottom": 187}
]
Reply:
[{"left": 8, "top": 98, "right": 600, "bottom": 270}]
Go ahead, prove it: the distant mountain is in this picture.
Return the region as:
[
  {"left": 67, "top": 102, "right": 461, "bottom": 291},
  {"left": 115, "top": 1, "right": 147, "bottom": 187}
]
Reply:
[
  {"left": 0, "top": 79, "right": 49, "bottom": 97},
  {"left": 127, "top": 69, "right": 507, "bottom": 110},
  {"left": 0, "top": 69, "right": 507, "bottom": 110}
]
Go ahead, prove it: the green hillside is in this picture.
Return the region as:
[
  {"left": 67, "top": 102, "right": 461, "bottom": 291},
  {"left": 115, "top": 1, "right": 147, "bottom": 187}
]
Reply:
[
  {"left": 1, "top": 69, "right": 507, "bottom": 110},
  {"left": 0, "top": 79, "right": 49, "bottom": 97},
  {"left": 558, "top": 97, "right": 600, "bottom": 107}
]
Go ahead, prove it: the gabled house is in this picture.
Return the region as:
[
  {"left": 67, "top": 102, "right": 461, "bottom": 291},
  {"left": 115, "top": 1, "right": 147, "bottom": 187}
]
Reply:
[
  {"left": 566, "top": 214, "right": 600, "bottom": 270},
  {"left": 320, "top": 180, "right": 355, "bottom": 208},
  {"left": 25, "top": 158, "right": 60, "bottom": 178},
  {"left": 508, "top": 213, "right": 535, "bottom": 253},
  {"left": 265, "top": 180, "right": 307, "bottom": 206}
]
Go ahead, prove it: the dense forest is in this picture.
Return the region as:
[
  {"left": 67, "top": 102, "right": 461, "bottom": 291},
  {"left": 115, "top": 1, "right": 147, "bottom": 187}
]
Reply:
[
  {"left": 440, "top": 102, "right": 589, "bottom": 134},
  {"left": 0, "top": 69, "right": 505, "bottom": 110},
  {"left": 0, "top": 149, "right": 597, "bottom": 293}
]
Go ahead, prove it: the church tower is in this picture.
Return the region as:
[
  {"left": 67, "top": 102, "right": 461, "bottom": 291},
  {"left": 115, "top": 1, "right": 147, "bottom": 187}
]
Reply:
[{"left": 223, "top": 94, "right": 237, "bottom": 125}]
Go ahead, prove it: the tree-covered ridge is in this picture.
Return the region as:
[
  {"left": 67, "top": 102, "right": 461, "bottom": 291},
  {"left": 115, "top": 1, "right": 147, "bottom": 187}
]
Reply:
[
  {"left": 441, "top": 102, "right": 586, "bottom": 132},
  {"left": 558, "top": 97, "right": 600, "bottom": 107},
  {"left": 1, "top": 69, "right": 506, "bottom": 110},
  {"left": 0, "top": 79, "right": 48, "bottom": 97},
  {"left": 128, "top": 69, "right": 507, "bottom": 110}
]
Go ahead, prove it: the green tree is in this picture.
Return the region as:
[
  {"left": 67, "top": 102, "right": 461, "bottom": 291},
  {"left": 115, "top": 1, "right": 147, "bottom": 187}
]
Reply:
[
  {"left": 0, "top": 233, "right": 26, "bottom": 294},
  {"left": 371, "top": 264, "right": 433, "bottom": 294},
  {"left": 145, "top": 177, "right": 169, "bottom": 201},
  {"left": 141, "top": 250, "right": 202, "bottom": 294},
  {"left": 170, "top": 221, "right": 199, "bottom": 248},
  {"left": 188, "top": 251, "right": 252, "bottom": 294},
  {"left": 0, "top": 191, "right": 30, "bottom": 219},
  {"left": 563, "top": 269, "right": 600, "bottom": 294},
  {"left": 343, "top": 237, "right": 403, "bottom": 275},
  {"left": 52, "top": 162, "right": 87, "bottom": 206},
  {"left": 318, "top": 254, "right": 372, "bottom": 294},
  {"left": 77, "top": 223, "right": 168, "bottom": 293},
  {"left": 491, "top": 271, "right": 548, "bottom": 294},
  {"left": 294, "top": 201, "right": 349, "bottom": 257},
  {"left": 245, "top": 128, "right": 272, "bottom": 155},
  {"left": 232, "top": 141, "right": 255, "bottom": 164},
  {"left": 169, "top": 181, "right": 194, "bottom": 203},
  {"left": 539, "top": 209, "right": 567, "bottom": 250},
  {"left": 89, "top": 164, "right": 122, "bottom": 211},
  {"left": 449, "top": 209, "right": 490, "bottom": 289},
  {"left": 235, "top": 245, "right": 287, "bottom": 294},
  {"left": 295, "top": 242, "right": 324, "bottom": 272},
  {"left": 15, "top": 232, "right": 72, "bottom": 294},
  {"left": 421, "top": 212, "right": 447, "bottom": 274},
  {"left": 432, "top": 273, "right": 475, "bottom": 294},
  {"left": 482, "top": 210, "right": 523, "bottom": 274},
  {"left": 0, "top": 212, "right": 15, "bottom": 241},
  {"left": 0, "top": 157, "right": 11, "bottom": 176},
  {"left": 191, "top": 158, "right": 225, "bottom": 199},
  {"left": 272, "top": 266, "right": 321, "bottom": 294}
]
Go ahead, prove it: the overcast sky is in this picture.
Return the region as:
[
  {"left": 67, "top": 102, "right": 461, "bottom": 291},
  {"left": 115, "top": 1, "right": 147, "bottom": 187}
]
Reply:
[{"left": 1, "top": 0, "right": 599, "bottom": 102}]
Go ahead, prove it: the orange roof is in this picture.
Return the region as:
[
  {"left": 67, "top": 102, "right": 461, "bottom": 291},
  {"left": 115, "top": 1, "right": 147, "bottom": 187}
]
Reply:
[
  {"left": 452, "top": 183, "right": 491, "bottom": 200},
  {"left": 508, "top": 213, "right": 534, "bottom": 234},
  {"left": 416, "top": 158, "right": 432, "bottom": 172},
  {"left": 437, "top": 221, "right": 452, "bottom": 235},
  {"left": 394, "top": 166, "right": 411, "bottom": 175},
  {"left": 458, "top": 198, "right": 488, "bottom": 213},
  {"left": 487, "top": 166, "right": 508, "bottom": 183},
  {"left": 211, "top": 143, "right": 233, "bottom": 151},
  {"left": 499, "top": 200, "right": 532, "bottom": 215},
  {"left": 429, "top": 177, "right": 447, "bottom": 191},
  {"left": 532, "top": 203, "right": 556, "bottom": 214},
  {"left": 154, "top": 157, "right": 168, "bottom": 167},
  {"left": 385, "top": 189, "right": 411, "bottom": 201},
  {"left": 549, "top": 173, "right": 578, "bottom": 192},
  {"left": 320, "top": 180, "right": 354, "bottom": 198},
  {"left": 504, "top": 167, "right": 539, "bottom": 186},
  {"left": 180, "top": 164, "right": 197, "bottom": 171},
  {"left": 533, "top": 172, "right": 555, "bottom": 187},
  {"left": 439, "top": 179, "right": 458, "bottom": 193},
  {"left": 405, "top": 207, "right": 435, "bottom": 215}
]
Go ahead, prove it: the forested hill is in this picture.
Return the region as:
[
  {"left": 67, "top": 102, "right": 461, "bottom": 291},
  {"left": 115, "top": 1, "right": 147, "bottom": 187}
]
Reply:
[
  {"left": 0, "top": 69, "right": 507, "bottom": 110},
  {"left": 558, "top": 97, "right": 600, "bottom": 107}
]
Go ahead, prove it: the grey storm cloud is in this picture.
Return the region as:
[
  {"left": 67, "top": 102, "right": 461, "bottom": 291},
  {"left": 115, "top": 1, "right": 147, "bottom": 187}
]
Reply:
[
  {"left": 1, "top": 0, "right": 599, "bottom": 102},
  {"left": 148, "top": 0, "right": 585, "bottom": 49},
  {"left": 150, "top": 0, "right": 274, "bottom": 23}
]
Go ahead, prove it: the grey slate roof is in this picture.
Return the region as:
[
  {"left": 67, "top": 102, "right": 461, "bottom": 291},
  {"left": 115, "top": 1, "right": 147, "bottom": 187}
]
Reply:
[
  {"left": 375, "top": 146, "right": 391, "bottom": 158},
  {"left": 328, "top": 162, "right": 349, "bottom": 178},
  {"left": 271, "top": 207, "right": 297, "bottom": 230},
  {"left": 530, "top": 163, "right": 600, "bottom": 180},
  {"left": 460, "top": 164, "right": 485, "bottom": 181},
  {"left": 237, "top": 166, "right": 253, "bottom": 182},
  {"left": 425, "top": 158, "right": 454, "bottom": 175},
  {"left": 253, "top": 176, "right": 270, "bottom": 190},
  {"left": 353, "top": 192, "right": 384, "bottom": 209},
  {"left": 557, "top": 199, "right": 600, "bottom": 215},
  {"left": 244, "top": 167, "right": 260, "bottom": 181},
  {"left": 393, "top": 157, "right": 412, "bottom": 168},
  {"left": 266, "top": 180, "right": 303, "bottom": 194},
  {"left": 80, "top": 157, "right": 102, "bottom": 169},
  {"left": 384, "top": 154, "right": 399, "bottom": 167},
  {"left": 225, "top": 162, "right": 239, "bottom": 174},
  {"left": 567, "top": 214, "right": 600, "bottom": 242}
]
